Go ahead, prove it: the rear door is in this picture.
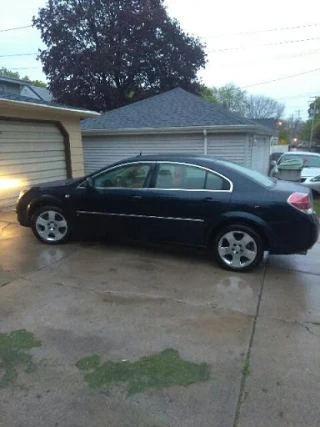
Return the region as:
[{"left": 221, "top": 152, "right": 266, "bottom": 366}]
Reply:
[{"left": 141, "top": 162, "right": 232, "bottom": 246}]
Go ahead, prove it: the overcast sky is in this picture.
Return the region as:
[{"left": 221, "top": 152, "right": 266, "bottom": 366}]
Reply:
[{"left": 0, "top": 0, "right": 319, "bottom": 119}]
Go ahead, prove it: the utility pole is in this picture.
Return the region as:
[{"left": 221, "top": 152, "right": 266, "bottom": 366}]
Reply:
[{"left": 309, "top": 97, "right": 319, "bottom": 151}]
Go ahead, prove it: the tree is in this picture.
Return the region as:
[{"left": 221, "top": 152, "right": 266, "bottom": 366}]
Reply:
[
  {"left": 33, "top": 0, "right": 206, "bottom": 111},
  {"left": 245, "top": 95, "right": 284, "bottom": 119},
  {"left": 0, "top": 67, "right": 46, "bottom": 88},
  {"left": 210, "top": 83, "right": 247, "bottom": 115},
  {"left": 200, "top": 85, "right": 217, "bottom": 104},
  {"left": 0, "top": 67, "right": 20, "bottom": 79},
  {"left": 299, "top": 98, "right": 320, "bottom": 144}
]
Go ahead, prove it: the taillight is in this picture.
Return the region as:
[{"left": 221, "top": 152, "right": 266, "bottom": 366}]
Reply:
[{"left": 288, "top": 192, "right": 313, "bottom": 214}]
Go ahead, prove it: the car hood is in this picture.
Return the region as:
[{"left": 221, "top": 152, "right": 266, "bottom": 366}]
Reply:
[
  {"left": 301, "top": 167, "right": 320, "bottom": 178},
  {"left": 37, "top": 177, "right": 83, "bottom": 188}
]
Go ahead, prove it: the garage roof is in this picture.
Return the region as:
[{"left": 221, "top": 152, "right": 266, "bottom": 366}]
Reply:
[
  {"left": 82, "top": 88, "right": 266, "bottom": 132},
  {"left": 0, "top": 92, "right": 99, "bottom": 118}
]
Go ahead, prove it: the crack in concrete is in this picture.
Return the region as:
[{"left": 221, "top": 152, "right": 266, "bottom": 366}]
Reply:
[
  {"left": 258, "top": 314, "right": 320, "bottom": 338},
  {"left": 20, "top": 275, "right": 257, "bottom": 318},
  {"left": 232, "top": 261, "right": 268, "bottom": 427}
]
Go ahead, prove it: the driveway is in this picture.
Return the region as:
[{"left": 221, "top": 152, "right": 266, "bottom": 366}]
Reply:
[{"left": 1, "top": 211, "right": 320, "bottom": 427}]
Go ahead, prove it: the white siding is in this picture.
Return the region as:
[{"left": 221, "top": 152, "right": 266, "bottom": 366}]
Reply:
[
  {"left": 83, "top": 133, "right": 204, "bottom": 174},
  {"left": 251, "top": 136, "right": 270, "bottom": 175},
  {"left": 207, "top": 133, "right": 250, "bottom": 167},
  {"left": 0, "top": 120, "right": 67, "bottom": 209}
]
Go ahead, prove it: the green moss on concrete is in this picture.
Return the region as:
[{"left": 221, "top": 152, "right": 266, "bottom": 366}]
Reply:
[
  {"left": 0, "top": 329, "right": 41, "bottom": 388},
  {"left": 76, "top": 348, "right": 210, "bottom": 395}
]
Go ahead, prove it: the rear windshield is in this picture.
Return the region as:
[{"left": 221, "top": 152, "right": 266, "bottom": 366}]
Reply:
[
  {"left": 280, "top": 154, "right": 320, "bottom": 168},
  {"left": 220, "top": 161, "right": 274, "bottom": 188}
]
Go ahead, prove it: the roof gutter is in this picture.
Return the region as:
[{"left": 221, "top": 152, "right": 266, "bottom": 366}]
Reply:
[
  {"left": 82, "top": 124, "right": 273, "bottom": 137},
  {"left": 0, "top": 97, "right": 100, "bottom": 118}
]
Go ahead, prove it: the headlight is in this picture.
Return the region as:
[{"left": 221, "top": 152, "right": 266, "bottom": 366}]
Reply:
[{"left": 310, "top": 176, "right": 320, "bottom": 182}]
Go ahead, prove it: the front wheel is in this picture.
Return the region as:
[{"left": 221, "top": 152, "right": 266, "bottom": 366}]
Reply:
[
  {"left": 31, "top": 206, "right": 70, "bottom": 244},
  {"left": 213, "top": 224, "right": 264, "bottom": 272}
]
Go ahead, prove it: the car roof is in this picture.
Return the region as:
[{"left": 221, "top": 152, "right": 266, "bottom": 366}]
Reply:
[
  {"left": 124, "top": 153, "right": 223, "bottom": 164},
  {"left": 283, "top": 151, "right": 320, "bottom": 157}
]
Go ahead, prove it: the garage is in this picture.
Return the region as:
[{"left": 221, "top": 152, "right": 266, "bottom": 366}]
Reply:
[
  {"left": 0, "top": 84, "right": 99, "bottom": 210},
  {"left": 0, "top": 119, "right": 69, "bottom": 209},
  {"left": 82, "top": 88, "right": 272, "bottom": 175}
]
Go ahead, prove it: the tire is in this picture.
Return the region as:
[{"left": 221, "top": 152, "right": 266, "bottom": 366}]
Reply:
[
  {"left": 31, "top": 206, "right": 70, "bottom": 244},
  {"left": 213, "top": 224, "right": 264, "bottom": 272}
]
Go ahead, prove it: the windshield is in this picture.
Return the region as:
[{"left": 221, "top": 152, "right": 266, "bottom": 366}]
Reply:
[
  {"left": 220, "top": 161, "right": 274, "bottom": 188},
  {"left": 280, "top": 154, "right": 320, "bottom": 168}
]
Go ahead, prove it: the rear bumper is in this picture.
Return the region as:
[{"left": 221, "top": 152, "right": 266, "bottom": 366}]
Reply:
[{"left": 269, "top": 214, "right": 319, "bottom": 255}]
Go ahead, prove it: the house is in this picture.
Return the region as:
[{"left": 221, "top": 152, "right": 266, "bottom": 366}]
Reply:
[
  {"left": 82, "top": 88, "right": 273, "bottom": 176},
  {"left": 0, "top": 75, "right": 99, "bottom": 209}
]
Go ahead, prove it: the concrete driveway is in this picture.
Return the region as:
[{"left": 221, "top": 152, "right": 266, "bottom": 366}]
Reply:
[{"left": 1, "top": 210, "right": 320, "bottom": 427}]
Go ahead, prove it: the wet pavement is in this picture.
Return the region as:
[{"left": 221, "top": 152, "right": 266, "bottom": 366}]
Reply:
[{"left": 0, "top": 211, "right": 320, "bottom": 427}]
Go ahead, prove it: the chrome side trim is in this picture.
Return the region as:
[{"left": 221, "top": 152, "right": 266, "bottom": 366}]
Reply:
[
  {"left": 77, "top": 160, "right": 233, "bottom": 192},
  {"left": 76, "top": 211, "right": 204, "bottom": 223}
]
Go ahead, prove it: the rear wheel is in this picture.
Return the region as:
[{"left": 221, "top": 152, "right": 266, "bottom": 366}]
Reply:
[
  {"left": 213, "top": 224, "right": 264, "bottom": 272},
  {"left": 31, "top": 206, "right": 70, "bottom": 244}
]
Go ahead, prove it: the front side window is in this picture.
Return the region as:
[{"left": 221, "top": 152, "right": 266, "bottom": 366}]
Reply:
[{"left": 94, "top": 164, "right": 151, "bottom": 189}]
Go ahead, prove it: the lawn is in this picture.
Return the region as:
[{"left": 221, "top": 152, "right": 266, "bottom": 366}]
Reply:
[{"left": 314, "top": 198, "right": 320, "bottom": 216}]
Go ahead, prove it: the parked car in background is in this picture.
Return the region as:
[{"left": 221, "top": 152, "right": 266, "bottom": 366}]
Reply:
[
  {"left": 16, "top": 155, "right": 319, "bottom": 272},
  {"left": 270, "top": 151, "right": 320, "bottom": 196}
]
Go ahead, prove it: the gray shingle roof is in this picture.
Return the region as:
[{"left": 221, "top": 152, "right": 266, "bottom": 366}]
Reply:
[
  {"left": 82, "top": 88, "right": 259, "bottom": 131},
  {"left": 0, "top": 92, "right": 97, "bottom": 115},
  {"left": 252, "top": 119, "right": 278, "bottom": 134}
]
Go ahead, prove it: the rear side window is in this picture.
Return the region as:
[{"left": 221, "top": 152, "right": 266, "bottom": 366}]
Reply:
[
  {"left": 220, "top": 161, "right": 274, "bottom": 188},
  {"left": 155, "top": 163, "right": 231, "bottom": 191},
  {"left": 206, "top": 172, "right": 231, "bottom": 191},
  {"left": 155, "top": 164, "right": 206, "bottom": 189}
]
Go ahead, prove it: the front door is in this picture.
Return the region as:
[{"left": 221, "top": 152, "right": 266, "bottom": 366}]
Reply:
[{"left": 73, "top": 162, "right": 154, "bottom": 239}]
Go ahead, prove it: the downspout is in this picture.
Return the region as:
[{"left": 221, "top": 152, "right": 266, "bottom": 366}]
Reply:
[{"left": 203, "top": 129, "right": 208, "bottom": 155}]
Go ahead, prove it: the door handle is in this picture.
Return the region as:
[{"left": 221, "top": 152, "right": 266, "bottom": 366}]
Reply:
[
  {"left": 203, "top": 197, "right": 214, "bottom": 202},
  {"left": 132, "top": 195, "right": 142, "bottom": 200}
]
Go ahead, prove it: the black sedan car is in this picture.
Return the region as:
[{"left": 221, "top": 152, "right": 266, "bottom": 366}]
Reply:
[{"left": 16, "top": 155, "right": 319, "bottom": 272}]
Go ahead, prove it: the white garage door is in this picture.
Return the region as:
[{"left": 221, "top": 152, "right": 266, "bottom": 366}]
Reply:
[
  {"left": 83, "top": 133, "right": 204, "bottom": 174},
  {"left": 0, "top": 119, "right": 68, "bottom": 209}
]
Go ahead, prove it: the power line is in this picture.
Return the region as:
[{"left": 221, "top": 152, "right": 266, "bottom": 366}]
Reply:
[
  {"left": 0, "top": 25, "right": 32, "bottom": 33},
  {"left": 243, "top": 68, "right": 320, "bottom": 88},
  {"left": 199, "top": 22, "right": 320, "bottom": 39},
  {"left": 209, "top": 37, "right": 320, "bottom": 53},
  {"left": 8, "top": 66, "right": 41, "bottom": 70},
  {"left": 0, "top": 52, "right": 37, "bottom": 58},
  {"left": 213, "top": 48, "right": 320, "bottom": 68}
]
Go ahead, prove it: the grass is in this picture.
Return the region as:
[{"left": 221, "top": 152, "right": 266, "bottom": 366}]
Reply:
[
  {"left": 313, "top": 198, "right": 320, "bottom": 216},
  {"left": 0, "top": 330, "right": 41, "bottom": 388},
  {"left": 76, "top": 349, "right": 210, "bottom": 395}
]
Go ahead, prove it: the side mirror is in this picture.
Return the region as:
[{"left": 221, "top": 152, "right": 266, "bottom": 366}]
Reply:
[
  {"left": 270, "top": 160, "right": 277, "bottom": 167},
  {"left": 84, "top": 177, "right": 93, "bottom": 188}
]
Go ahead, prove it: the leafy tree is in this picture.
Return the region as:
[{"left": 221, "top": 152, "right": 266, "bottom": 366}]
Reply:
[
  {"left": 245, "top": 95, "right": 284, "bottom": 119},
  {"left": 0, "top": 67, "right": 20, "bottom": 79},
  {"left": 33, "top": 0, "right": 206, "bottom": 111},
  {"left": 299, "top": 98, "right": 320, "bottom": 144},
  {"left": 0, "top": 67, "right": 46, "bottom": 88},
  {"left": 210, "top": 83, "right": 247, "bottom": 115},
  {"left": 202, "top": 83, "right": 285, "bottom": 120},
  {"left": 200, "top": 85, "right": 217, "bottom": 104}
]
